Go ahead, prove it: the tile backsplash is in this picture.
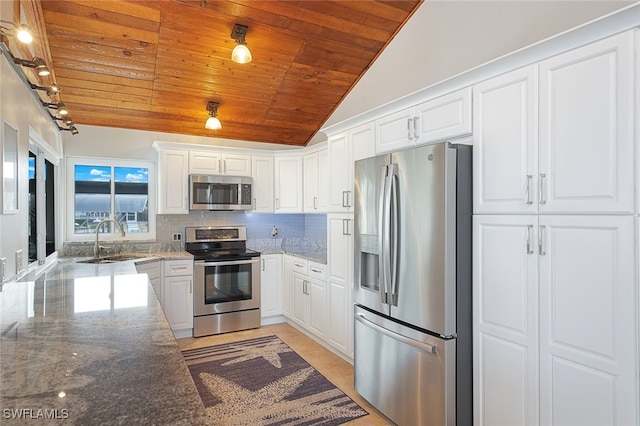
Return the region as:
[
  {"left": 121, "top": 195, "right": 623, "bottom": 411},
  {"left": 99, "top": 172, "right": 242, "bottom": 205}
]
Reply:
[{"left": 63, "top": 212, "right": 327, "bottom": 256}]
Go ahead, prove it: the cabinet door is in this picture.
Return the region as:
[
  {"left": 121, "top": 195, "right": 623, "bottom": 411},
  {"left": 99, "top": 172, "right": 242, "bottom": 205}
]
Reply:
[
  {"left": 473, "top": 65, "right": 538, "bottom": 214},
  {"left": 414, "top": 87, "right": 472, "bottom": 144},
  {"left": 473, "top": 215, "right": 539, "bottom": 426},
  {"left": 189, "top": 151, "right": 221, "bottom": 174},
  {"left": 291, "top": 272, "right": 308, "bottom": 328},
  {"left": 538, "top": 32, "right": 634, "bottom": 214},
  {"left": 158, "top": 149, "right": 189, "bottom": 214},
  {"left": 538, "top": 215, "right": 636, "bottom": 425},
  {"left": 251, "top": 155, "right": 274, "bottom": 212},
  {"left": 350, "top": 122, "right": 375, "bottom": 162},
  {"left": 303, "top": 151, "right": 320, "bottom": 212},
  {"left": 317, "top": 148, "right": 330, "bottom": 212},
  {"left": 260, "top": 254, "right": 283, "bottom": 320},
  {"left": 375, "top": 107, "right": 415, "bottom": 153},
  {"left": 327, "top": 133, "right": 351, "bottom": 212},
  {"left": 282, "top": 255, "right": 293, "bottom": 319},
  {"left": 222, "top": 154, "right": 251, "bottom": 176},
  {"left": 327, "top": 214, "right": 354, "bottom": 356},
  {"left": 164, "top": 275, "right": 193, "bottom": 331},
  {"left": 274, "top": 156, "right": 303, "bottom": 213},
  {"left": 308, "top": 276, "right": 327, "bottom": 338}
]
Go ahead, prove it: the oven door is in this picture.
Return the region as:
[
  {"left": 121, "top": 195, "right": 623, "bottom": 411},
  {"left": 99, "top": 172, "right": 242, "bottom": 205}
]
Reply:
[{"left": 193, "top": 257, "right": 260, "bottom": 316}]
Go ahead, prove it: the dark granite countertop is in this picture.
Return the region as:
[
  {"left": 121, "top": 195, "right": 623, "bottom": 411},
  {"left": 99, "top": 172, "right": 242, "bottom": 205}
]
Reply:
[{"left": 0, "top": 258, "right": 208, "bottom": 425}]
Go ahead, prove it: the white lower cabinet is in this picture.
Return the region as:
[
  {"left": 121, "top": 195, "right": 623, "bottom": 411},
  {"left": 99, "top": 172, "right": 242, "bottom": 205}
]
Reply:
[
  {"left": 162, "top": 259, "right": 194, "bottom": 338},
  {"left": 327, "top": 213, "right": 354, "bottom": 358},
  {"left": 289, "top": 258, "right": 327, "bottom": 337},
  {"left": 473, "top": 215, "right": 637, "bottom": 425},
  {"left": 260, "top": 254, "right": 283, "bottom": 323}
]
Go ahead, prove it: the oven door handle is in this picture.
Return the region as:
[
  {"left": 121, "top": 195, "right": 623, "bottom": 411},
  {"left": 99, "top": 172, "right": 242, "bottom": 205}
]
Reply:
[{"left": 195, "top": 258, "right": 260, "bottom": 267}]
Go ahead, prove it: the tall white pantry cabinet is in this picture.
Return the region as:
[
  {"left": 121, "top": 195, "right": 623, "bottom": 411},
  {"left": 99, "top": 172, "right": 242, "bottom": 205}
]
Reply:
[{"left": 472, "top": 30, "right": 637, "bottom": 425}]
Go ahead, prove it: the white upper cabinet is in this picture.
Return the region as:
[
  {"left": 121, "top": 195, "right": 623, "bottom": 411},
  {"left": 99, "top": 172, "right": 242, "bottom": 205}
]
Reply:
[
  {"left": 251, "top": 155, "right": 274, "bottom": 213},
  {"left": 414, "top": 87, "right": 472, "bottom": 145},
  {"left": 375, "top": 87, "right": 472, "bottom": 153},
  {"left": 327, "top": 122, "right": 375, "bottom": 212},
  {"left": 474, "top": 31, "right": 635, "bottom": 215},
  {"left": 274, "top": 154, "right": 303, "bottom": 213},
  {"left": 538, "top": 32, "right": 634, "bottom": 214},
  {"left": 157, "top": 149, "right": 189, "bottom": 214},
  {"left": 189, "top": 151, "right": 251, "bottom": 176},
  {"left": 303, "top": 148, "right": 328, "bottom": 213},
  {"left": 473, "top": 65, "right": 538, "bottom": 214}
]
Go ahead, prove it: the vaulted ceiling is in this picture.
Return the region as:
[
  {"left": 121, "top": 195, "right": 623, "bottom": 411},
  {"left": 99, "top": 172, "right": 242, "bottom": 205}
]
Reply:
[{"left": 25, "top": 0, "right": 421, "bottom": 146}]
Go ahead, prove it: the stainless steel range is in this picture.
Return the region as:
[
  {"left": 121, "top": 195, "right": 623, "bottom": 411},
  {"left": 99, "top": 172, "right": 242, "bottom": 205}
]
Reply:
[{"left": 185, "top": 226, "right": 261, "bottom": 337}]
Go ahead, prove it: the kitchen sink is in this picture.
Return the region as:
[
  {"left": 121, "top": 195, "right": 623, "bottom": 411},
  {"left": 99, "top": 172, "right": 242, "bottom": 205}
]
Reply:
[{"left": 77, "top": 254, "right": 149, "bottom": 264}]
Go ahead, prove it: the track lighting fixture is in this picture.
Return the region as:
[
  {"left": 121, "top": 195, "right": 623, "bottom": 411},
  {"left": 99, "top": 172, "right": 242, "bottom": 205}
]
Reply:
[
  {"left": 43, "top": 101, "right": 69, "bottom": 116},
  {"left": 205, "top": 101, "right": 222, "bottom": 130},
  {"left": 14, "top": 56, "right": 50, "bottom": 76},
  {"left": 230, "top": 24, "right": 252, "bottom": 64},
  {"left": 0, "top": 20, "right": 33, "bottom": 44},
  {"left": 30, "top": 82, "right": 61, "bottom": 96},
  {"left": 58, "top": 125, "right": 78, "bottom": 135}
]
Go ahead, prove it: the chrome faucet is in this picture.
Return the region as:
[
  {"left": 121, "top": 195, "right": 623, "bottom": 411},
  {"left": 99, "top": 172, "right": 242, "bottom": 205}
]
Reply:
[{"left": 94, "top": 219, "right": 126, "bottom": 259}]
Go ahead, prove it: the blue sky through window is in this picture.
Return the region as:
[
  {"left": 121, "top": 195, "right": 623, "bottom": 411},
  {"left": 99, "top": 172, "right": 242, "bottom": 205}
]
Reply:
[{"left": 75, "top": 165, "right": 148, "bottom": 183}]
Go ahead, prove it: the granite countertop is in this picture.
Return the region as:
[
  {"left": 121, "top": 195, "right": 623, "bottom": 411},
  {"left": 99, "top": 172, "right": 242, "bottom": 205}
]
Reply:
[{"left": 0, "top": 258, "right": 208, "bottom": 425}]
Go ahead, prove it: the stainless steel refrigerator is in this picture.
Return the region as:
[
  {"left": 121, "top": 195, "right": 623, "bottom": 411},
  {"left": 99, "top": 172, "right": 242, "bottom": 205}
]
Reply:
[{"left": 353, "top": 142, "right": 472, "bottom": 426}]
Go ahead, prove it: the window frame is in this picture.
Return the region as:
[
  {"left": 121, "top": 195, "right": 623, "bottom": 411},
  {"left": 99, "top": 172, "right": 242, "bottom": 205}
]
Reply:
[{"left": 65, "top": 156, "right": 156, "bottom": 242}]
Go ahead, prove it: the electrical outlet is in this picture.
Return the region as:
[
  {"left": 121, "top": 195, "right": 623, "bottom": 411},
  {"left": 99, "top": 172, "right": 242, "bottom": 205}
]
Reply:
[
  {"left": 172, "top": 232, "right": 182, "bottom": 242},
  {"left": 272, "top": 226, "right": 278, "bottom": 237}
]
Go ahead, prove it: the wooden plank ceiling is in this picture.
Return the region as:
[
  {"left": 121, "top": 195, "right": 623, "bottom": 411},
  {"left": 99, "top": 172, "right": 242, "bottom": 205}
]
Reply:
[{"left": 32, "top": 0, "right": 421, "bottom": 146}]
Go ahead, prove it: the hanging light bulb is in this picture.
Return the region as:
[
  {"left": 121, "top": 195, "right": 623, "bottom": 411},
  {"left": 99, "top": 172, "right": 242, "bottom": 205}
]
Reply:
[
  {"left": 205, "top": 102, "right": 222, "bottom": 130},
  {"left": 230, "top": 24, "right": 252, "bottom": 64}
]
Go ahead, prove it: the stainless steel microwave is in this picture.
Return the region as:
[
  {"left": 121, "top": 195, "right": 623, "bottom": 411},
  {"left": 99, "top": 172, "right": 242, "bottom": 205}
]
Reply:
[{"left": 189, "top": 174, "right": 253, "bottom": 211}]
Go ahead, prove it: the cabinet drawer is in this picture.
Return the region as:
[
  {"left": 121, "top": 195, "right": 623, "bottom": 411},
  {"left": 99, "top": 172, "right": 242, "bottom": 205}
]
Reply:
[
  {"left": 164, "top": 259, "right": 194, "bottom": 277},
  {"left": 291, "top": 257, "right": 308, "bottom": 275},
  {"left": 308, "top": 262, "right": 326, "bottom": 279}
]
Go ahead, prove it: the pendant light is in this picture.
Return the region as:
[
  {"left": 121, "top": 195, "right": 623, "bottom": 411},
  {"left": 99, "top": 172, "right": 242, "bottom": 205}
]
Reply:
[
  {"left": 205, "top": 101, "right": 222, "bottom": 130},
  {"left": 230, "top": 24, "right": 252, "bottom": 64}
]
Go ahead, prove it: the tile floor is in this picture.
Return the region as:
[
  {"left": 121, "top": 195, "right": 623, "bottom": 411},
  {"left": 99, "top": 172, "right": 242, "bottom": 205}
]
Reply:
[{"left": 177, "top": 323, "right": 393, "bottom": 425}]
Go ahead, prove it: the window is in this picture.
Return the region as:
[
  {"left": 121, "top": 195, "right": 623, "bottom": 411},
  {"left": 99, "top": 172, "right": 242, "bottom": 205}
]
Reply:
[
  {"left": 66, "top": 157, "right": 155, "bottom": 241},
  {"left": 29, "top": 150, "right": 56, "bottom": 263}
]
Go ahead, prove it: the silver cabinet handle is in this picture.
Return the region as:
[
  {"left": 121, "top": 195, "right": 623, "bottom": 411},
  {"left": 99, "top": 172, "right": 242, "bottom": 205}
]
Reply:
[
  {"left": 526, "top": 225, "right": 533, "bottom": 254},
  {"left": 294, "top": 262, "right": 304, "bottom": 268},
  {"left": 253, "top": 197, "right": 256, "bottom": 210},
  {"left": 413, "top": 117, "right": 419, "bottom": 140},
  {"left": 313, "top": 196, "right": 318, "bottom": 210},
  {"left": 538, "top": 225, "right": 546, "bottom": 255},
  {"left": 343, "top": 218, "right": 351, "bottom": 236},
  {"left": 310, "top": 268, "right": 321, "bottom": 273},
  {"left": 342, "top": 191, "right": 351, "bottom": 208},
  {"left": 275, "top": 197, "right": 280, "bottom": 210},
  {"left": 526, "top": 175, "right": 533, "bottom": 205},
  {"left": 303, "top": 280, "right": 308, "bottom": 295},
  {"left": 407, "top": 118, "right": 412, "bottom": 140},
  {"left": 262, "top": 258, "right": 265, "bottom": 271},
  {"left": 539, "top": 174, "right": 546, "bottom": 205},
  {"left": 218, "top": 159, "right": 222, "bottom": 174},
  {"left": 223, "top": 159, "right": 226, "bottom": 173},
  {"left": 189, "top": 279, "right": 192, "bottom": 294}
]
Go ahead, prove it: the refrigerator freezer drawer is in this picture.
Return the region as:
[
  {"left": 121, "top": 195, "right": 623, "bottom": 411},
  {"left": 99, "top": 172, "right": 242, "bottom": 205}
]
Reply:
[{"left": 354, "top": 306, "right": 456, "bottom": 426}]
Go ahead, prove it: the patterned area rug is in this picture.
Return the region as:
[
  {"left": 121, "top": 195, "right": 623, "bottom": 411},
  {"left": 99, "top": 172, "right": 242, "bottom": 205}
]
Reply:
[{"left": 182, "top": 335, "right": 368, "bottom": 426}]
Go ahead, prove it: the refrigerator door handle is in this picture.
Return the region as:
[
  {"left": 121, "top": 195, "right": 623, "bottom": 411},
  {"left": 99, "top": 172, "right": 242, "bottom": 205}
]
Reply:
[
  {"left": 378, "top": 165, "right": 389, "bottom": 303},
  {"left": 388, "top": 164, "right": 399, "bottom": 306},
  {"left": 355, "top": 313, "right": 436, "bottom": 354}
]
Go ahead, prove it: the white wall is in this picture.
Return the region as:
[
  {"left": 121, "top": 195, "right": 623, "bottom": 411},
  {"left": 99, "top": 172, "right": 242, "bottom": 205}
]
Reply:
[
  {"left": 320, "top": 0, "right": 634, "bottom": 132},
  {"left": 0, "top": 41, "right": 62, "bottom": 279}
]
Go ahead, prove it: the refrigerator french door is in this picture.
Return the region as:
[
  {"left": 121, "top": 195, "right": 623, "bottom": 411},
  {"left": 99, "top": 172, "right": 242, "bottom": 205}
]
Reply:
[{"left": 353, "top": 142, "right": 472, "bottom": 426}]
